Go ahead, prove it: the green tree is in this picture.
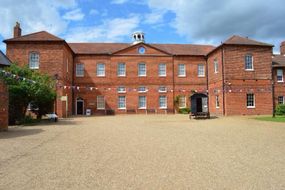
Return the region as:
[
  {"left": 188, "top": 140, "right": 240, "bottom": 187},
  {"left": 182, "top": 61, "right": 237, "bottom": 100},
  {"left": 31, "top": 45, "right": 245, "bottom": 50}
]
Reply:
[{"left": 0, "top": 63, "right": 56, "bottom": 124}]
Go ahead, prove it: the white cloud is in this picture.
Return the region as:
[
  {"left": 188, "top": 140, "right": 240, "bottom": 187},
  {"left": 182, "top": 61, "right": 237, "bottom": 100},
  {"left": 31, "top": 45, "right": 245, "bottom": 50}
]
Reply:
[
  {"left": 144, "top": 9, "right": 166, "bottom": 24},
  {"left": 146, "top": 0, "right": 285, "bottom": 47},
  {"left": 65, "top": 16, "right": 140, "bottom": 42},
  {"left": 63, "top": 8, "right": 84, "bottom": 21},
  {"left": 0, "top": 0, "right": 77, "bottom": 39},
  {"left": 89, "top": 9, "right": 99, "bottom": 15},
  {"left": 111, "top": 0, "right": 129, "bottom": 4}
]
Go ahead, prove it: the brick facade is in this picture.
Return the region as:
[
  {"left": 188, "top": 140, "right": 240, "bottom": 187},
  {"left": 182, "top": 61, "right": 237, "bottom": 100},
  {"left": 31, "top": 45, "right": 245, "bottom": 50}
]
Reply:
[
  {"left": 5, "top": 42, "right": 73, "bottom": 118},
  {"left": 0, "top": 79, "right": 8, "bottom": 131},
  {"left": 3, "top": 26, "right": 283, "bottom": 117}
]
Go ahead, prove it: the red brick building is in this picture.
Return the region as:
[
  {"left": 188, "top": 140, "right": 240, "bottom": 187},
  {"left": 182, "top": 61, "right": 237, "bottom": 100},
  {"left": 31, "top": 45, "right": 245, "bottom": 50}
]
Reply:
[
  {"left": 0, "top": 51, "right": 11, "bottom": 131},
  {"left": 3, "top": 23, "right": 285, "bottom": 116}
]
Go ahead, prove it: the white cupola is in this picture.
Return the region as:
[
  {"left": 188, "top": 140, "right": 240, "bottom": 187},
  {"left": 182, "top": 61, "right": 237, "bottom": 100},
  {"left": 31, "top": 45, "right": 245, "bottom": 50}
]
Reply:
[{"left": 132, "top": 31, "right": 145, "bottom": 44}]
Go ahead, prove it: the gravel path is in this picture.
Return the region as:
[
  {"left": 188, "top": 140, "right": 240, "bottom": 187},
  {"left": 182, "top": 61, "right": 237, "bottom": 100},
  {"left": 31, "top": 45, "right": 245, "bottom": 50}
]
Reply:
[{"left": 0, "top": 115, "right": 285, "bottom": 190}]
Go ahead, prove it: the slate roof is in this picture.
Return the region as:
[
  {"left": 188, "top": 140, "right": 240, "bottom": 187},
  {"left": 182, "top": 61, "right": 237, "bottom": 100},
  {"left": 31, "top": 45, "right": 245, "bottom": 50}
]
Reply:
[
  {"left": 272, "top": 54, "right": 285, "bottom": 67},
  {"left": 4, "top": 31, "right": 64, "bottom": 42},
  {"left": 68, "top": 43, "right": 215, "bottom": 56},
  {"left": 0, "top": 50, "right": 11, "bottom": 66}
]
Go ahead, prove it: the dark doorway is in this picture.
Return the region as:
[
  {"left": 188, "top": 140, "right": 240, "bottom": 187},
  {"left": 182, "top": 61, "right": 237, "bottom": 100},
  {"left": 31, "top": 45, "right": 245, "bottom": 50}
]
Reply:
[
  {"left": 76, "top": 98, "right": 84, "bottom": 115},
  {"left": 190, "top": 93, "right": 208, "bottom": 113},
  {"left": 196, "top": 98, "right": 202, "bottom": 112}
]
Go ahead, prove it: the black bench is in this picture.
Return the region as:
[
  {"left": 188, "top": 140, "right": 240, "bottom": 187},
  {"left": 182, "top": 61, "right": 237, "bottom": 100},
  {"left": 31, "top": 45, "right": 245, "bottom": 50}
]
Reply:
[
  {"left": 127, "top": 109, "right": 136, "bottom": 114},
  {"left": 189, "top": 112, "right": 210, "bottom": 119}
]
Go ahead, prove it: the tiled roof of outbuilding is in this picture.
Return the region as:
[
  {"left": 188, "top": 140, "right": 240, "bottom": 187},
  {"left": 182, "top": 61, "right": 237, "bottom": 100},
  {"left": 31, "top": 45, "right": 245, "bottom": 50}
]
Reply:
[
  {"left": 272, "top": 54, "right": 285, "bottom": 67},
  {"left": 223, "top": 35, "right": 273, "bottom": 47},
  {"left": 4, "top": 31, "right": 64, "bottom": 42}
]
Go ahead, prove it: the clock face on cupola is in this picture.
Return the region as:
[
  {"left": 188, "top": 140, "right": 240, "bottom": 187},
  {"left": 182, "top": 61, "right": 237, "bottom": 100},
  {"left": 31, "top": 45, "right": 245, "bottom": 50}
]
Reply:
[{"left": 132, "top": 32, "right": 146, "bottom": 54}]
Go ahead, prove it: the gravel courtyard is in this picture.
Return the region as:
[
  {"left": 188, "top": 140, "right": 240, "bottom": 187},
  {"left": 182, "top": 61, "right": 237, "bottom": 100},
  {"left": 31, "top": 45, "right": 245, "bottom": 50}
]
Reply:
[{"left": 0, "top": 115, "right": 285, "bottom": 190}]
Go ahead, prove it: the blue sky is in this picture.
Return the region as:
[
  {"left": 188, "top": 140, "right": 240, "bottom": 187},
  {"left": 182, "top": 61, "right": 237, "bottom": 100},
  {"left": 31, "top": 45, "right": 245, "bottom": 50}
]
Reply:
[{"left": 1, "top": 0, "right": 285, "bottom": 53}]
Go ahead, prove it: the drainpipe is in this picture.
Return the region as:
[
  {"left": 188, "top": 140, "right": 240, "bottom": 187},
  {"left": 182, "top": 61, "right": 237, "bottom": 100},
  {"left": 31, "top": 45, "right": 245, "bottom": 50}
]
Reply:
[
  {"left": 272, "top": 66, "right": 275, "bottom": 118},
  {"left": 206, "top": 56, "right": 209, "bottom": 114},
  {"left": 221, "top": 47, "right": 226, "bottom": 116},
  {"left": 172, "top": 55, "right": 175, "bottom": 114}
]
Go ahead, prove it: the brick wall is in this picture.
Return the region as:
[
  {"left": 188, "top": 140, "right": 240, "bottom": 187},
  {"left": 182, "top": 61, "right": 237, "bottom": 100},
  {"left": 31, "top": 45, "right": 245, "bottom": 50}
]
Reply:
[
  {"left": 6, "top": 42, "right": 74, "bottom": 117},
  {"left": 0, "top": 79, "right": 8, "bottom": 131}
]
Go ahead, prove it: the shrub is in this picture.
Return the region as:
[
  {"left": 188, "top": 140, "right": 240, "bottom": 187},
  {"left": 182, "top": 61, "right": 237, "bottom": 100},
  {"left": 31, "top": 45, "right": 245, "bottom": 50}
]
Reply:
[
  {"left": 275, "top": 104, "right": 285, "bottom": 116},
  {"left": 179, "top": 108, "right": 191, "bottom": 114}
]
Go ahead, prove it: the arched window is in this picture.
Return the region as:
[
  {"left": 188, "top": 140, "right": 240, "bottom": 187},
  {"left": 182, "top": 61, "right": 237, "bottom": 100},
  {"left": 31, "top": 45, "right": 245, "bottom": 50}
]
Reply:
[{"left": 29, "top": 52, "right": 39, "bottom": 69}]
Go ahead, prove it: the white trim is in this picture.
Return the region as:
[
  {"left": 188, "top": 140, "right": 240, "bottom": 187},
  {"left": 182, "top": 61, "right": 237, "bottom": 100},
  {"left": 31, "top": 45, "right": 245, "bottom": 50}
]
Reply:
[
  {"left": 117, "top": 86, "right": 126, "bottom": 93},
  {"left": 245, "top": 54, "right": 254, "bottom": 71},
  {"left": 178, "top": 96, "right": 186, "bottom": 108},
  {"left": 138, "top": 96, "right": 147, "bottom": 109},
  {"left": 158, "top": 63, "right": 167, "bottom": 77},
  {"left": 97, "top": 63, "right": 105, "bottom": 77},
  {"left": 246, "top": 93, "right": 255, "bottom": 109},
  {"left": 117, "top": 63, "right": 126, "bottom": 77},
  {"left": 138, "top": 63, "right": 146, "bottom": 77},
  {"left": 118, "top": 96, "right": 126, "bottom": 109},
  {"left": 96, "top": 95, "right": 105, "bottom": 110},
  {"left": 178, "top": 64, "right": 186, "bottom": 77}
]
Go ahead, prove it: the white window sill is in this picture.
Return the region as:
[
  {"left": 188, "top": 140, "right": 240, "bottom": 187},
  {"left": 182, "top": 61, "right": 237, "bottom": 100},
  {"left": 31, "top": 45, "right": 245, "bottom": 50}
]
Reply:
[
  {"left": 158, "top": 91, "right": 167, "bottom": 93},
  {"left": 30, "top": 68, "right": 39, "bottom": 70},
  {"left": 277, "top": 81, "right": 284, "bottom": 83},
  {"left": 198, "top": 75, "right": 205, "bottom": 78},
  {"left": 138, "top": 107, "right": 147, "bottom": 110},
  {"left": 97, "top": 75, "right": 106, "bottom": 77},
  {"left": 118, "top": 92, "right": 126, "bottom": 94},
  {"left": 138, "top": 75, "right": 147, "bottom": 77},
  {"left": 76, "top": 75, "right": 84, "bottom": 77},
  {"left": 117, "top": 75, "right": 126, "bottom": 77},
  {"left": 159, "top": 75, "right": 166, "bottom": 77},
  {"left": 178, "top": 75, "right": 186, "bottom": 77},
  {"left": 179, "top": 106, "right": 186, "bottom": 109},
  {"left": 159, "top": 107, "right": 167, "bottom": 109},
  {"left": 216, "top": 106, "right": 220, "bottom": 109},
  {"left": 245, "top": 69, "right": 254, "bottom": 71},
  {"left": 118, "top": 108, "right": 126, "bottom": 110},
  {"left": 247, "top": 106, "right": 255, "bottom": 109},
  {"left": 138, "top": 91, "right": 147, "bottom": 93},
  {"left": 97, "top": 108, "right": 105, "bottom": 110}
]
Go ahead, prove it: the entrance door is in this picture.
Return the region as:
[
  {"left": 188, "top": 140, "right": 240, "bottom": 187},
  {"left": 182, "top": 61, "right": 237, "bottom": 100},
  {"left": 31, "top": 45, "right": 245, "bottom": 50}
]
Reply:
[
  {"left": 76, "top": 99, "right": 84, "bottom": 115},
  {"left": 196, "top": 98, "right": 202, "bottom": 112}
]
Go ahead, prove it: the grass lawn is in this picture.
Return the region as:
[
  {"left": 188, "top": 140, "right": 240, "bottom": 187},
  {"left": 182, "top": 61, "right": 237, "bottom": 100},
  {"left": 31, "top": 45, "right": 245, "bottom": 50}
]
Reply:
[{"left": 255, "top": 116, "right": 285, "bottom": 122}]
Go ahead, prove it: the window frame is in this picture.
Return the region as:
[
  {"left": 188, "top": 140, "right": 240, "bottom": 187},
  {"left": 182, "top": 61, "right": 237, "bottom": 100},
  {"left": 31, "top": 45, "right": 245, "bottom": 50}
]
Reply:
[
  {"left": 117, "top": 62, "right": 126, "bottom": 77},
  {"left": 214, "top": 59, "right": 218, "bottom": 74},
  {"left": 118, "top": 96, "right": 126, "bottom": 109},
  {"left": 178, "top": 64, "right": 186, "bottom": 77},
  {"left": 97, "top": 95, "right": 105, "bottom": 110},
  {"left": 138, "top": 63, "right": 146, "bottom": 77},
  {"left": 96, "top": 63, "right": 105, "bottom": 77},
  {"left": 29, "top": 52, "right": 40, "bottom": 69},
  {"left": 198, "top": 64, "right": 205, "bottom": 77},
  {"left": 138, "top": 96, "right": 147, "bottom": 109},
  {"left": 215, "top": 95, "right": 220, "bottom": 108},
  {"left": 138, "top": 86, "right": 147, "bottom": 93},
  {"left": 159, "top": 95, "right": 167, "bottom": 109},
  {"left": 158, "top": 63, "right": 167, "bottom": 77},
  {"left": 277, "top": 69, "right": 284, "bottom": 82},
  {"left": 278, "top": 96, "right": 284, "bottom": 104},
  {"left": 117, "top": 86, "right": 126, "bottom": 93},
  {"left": 76, "top": 63, "right": 84, "bottom": 77},
  {"left": 245, "top": 54, "right": 254, "bottom": 71},
  {"left": 178, "top": 96, "right": 186, "bottom": 108},
  {"left": 246, "top": 93, "right": 255, "bottom": 108},
  {"left": 158, "top": 86, "right": 167, "bottom": 93}
]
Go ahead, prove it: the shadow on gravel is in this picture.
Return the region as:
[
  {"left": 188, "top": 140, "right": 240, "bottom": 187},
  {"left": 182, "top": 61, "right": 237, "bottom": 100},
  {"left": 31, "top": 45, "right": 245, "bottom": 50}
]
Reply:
[
  {"left": 0, "top": 128, "right": 44, "bottom": 139},
  {"left": 38, "top": 118, "right": 80, "bottom": 126}
]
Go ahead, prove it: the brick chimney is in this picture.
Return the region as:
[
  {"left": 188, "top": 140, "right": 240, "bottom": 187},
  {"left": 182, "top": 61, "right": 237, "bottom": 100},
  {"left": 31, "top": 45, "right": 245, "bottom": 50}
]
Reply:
[
  {"left": 281, "top": 41, "right": 285, "bottom": 55},
  {"left": 13, "top": 22, "right": 21, "bottom": 38}
]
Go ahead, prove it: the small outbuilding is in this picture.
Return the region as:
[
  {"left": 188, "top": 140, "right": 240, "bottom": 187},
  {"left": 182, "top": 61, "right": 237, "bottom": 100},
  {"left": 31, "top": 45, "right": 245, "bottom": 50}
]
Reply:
[{"left": 0, "top": 50, "right": 11, "bottom": 131}]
